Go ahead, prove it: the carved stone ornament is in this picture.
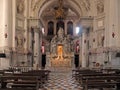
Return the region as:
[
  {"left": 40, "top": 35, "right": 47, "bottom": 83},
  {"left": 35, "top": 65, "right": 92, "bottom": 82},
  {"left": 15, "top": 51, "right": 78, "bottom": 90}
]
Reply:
[
  {"left": 17, "top": 0, "right": 25, "bottom": 14},
  {"left": 97, "top": 0, "right": 104, "bottom": 14},
  {"left": 81, "top": 0, "right": 91, "bottom": 11}
]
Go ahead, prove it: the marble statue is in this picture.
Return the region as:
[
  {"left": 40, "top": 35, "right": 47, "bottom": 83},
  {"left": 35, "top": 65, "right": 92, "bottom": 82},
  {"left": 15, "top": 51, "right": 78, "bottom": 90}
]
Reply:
[
  {"left": 58, "top": 27, "right": 64, "bottom": 42},
  {"left": 63, "top": 37, "right": 68, "bottom": 53},
  {"left": 51, "top": 35, "right": 57, "bottom": 54}
]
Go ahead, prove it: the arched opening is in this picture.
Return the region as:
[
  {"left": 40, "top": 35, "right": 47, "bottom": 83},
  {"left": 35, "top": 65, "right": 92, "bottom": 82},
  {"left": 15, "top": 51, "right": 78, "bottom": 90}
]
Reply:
[
  {"left": 56, "top": 21, "right": 64, "bottom": 34},
  {"left": 67, "top": 21, "right": 73, "bottom": 35},
  {"left": 48, "top": 21, "right": 54, "bottom": 35}
]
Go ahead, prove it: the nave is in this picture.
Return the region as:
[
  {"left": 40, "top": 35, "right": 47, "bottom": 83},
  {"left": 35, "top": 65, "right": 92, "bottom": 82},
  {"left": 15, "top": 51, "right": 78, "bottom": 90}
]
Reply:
[{"left": 0, "top": 67, "right": 120, "bottom": 90}]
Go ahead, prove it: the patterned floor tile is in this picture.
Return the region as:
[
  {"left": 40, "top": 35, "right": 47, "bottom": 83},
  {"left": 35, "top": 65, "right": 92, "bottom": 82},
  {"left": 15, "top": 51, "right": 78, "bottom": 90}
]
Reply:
[{"left": 40, "top": 69, "right": 82, "bottom": 90}]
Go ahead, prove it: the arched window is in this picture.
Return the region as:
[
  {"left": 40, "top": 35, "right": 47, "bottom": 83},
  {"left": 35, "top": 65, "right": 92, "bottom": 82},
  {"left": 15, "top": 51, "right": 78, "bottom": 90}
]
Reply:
[
  {"left": 48, "top": 21, "right": 54, "bottom": 35},
  {"left": 67, "top": 21, "right": 73, "bottom": 35},
  {"left": 56, "top": 21, "right": 64, "bottom": 34}
]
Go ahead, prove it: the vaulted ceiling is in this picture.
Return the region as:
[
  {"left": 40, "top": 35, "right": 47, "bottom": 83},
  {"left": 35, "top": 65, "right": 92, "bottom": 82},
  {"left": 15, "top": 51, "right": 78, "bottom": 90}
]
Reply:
[{"left": 30, "top": 0, "right": 92, "bottom": 18}]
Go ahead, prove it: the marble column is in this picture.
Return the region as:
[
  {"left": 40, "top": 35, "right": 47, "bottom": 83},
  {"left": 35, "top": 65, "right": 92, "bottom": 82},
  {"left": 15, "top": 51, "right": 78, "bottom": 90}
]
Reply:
[
  {"left": 3, "top": 0, "right": 12, "bottom": 49},
  {"left": 39, "top": 30, "right": 42, "bottom": 68},
  {"left": 105, "top": 0, "right": 119, "bottom": 47},
  {"left": 34, "top": 29, "right": 40, "bottom": 69},
  {"left": 0, "top": 0, "right": 12, "bottom": 69},
  {"left": 28, "top": 28, "right": 33, "bottom": 67},
  {"left": 11, "top": 0, "right": 17, "bottom": 66},
  {"left": 81, "top": 29, "right": 87, "bottom": 67}
]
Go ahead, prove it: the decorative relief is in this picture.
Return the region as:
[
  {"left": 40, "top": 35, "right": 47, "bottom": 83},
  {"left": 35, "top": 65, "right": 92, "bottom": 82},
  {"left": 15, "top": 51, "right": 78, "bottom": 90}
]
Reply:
[
  {"left": 16, "top": 31, "right": 25, "bottom": 52},
  {"left": 96, "top": 0, "right": 104, "bottom": 14},
  {"left": 17, "top": 19, "right": 24, "bottom": 28},
  {"left": 97, "top": 30, "right": 104, "bottom": 47},
  {"left": 17, "top": 0, "right": 25, "bottom": 15},
  {"left": 31, "top": 0, "right": 41, "bottom": 11},
  {"left": 81, "top": 0, "right": 91, "bottom": 11},
  {"left": 98, "top": 20, "right": 104, "bottom": 27},
  {"left": 50, "top": 27, "right": 73, "bottom": 55}
]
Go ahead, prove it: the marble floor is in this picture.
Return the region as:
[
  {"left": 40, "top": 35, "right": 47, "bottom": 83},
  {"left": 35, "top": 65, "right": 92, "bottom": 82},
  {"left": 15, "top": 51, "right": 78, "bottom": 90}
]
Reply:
[
  {"left": 39, "top": 68, "right": 117, "bottom": 90},
  {"left": 39, "top": 68, "right": 82, "bottom": 90}
]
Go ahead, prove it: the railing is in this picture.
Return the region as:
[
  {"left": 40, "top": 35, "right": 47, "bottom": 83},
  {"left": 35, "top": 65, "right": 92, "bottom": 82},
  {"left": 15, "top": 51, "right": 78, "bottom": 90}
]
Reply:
[{"left": 9, "top": 66, "right": 33, "bottom": 72}]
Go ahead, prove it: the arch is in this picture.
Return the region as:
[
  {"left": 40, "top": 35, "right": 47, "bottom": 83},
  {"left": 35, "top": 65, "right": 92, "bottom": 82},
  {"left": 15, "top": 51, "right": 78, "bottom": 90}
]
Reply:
[
  {"left": 67, "top": 21, "right": 73, "bottom": 35},
  {"left": 48, "top": 21, "right": 54, "bottom": 35},
  {"left": 56, "top": 21, "right": 64, "bottom": 34},
  {"left": 37, "top": 0, "right": 82, "bottom": 18}
]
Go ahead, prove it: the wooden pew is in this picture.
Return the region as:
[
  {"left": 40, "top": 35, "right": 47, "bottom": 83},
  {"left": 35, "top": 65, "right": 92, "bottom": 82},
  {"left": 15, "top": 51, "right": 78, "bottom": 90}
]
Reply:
[
  {"left": 72, "top": 69, "right": 102, "bottom": 80},
  {"left": 0, "top": 89, "right": 35, "bottom": 90},
  {"left": 81, "top": 75, "right": 120, "bottom": 90},
  {"left": 78, "top": 73, "right": 120, "bottom": 84},
  {"left": 26, "top": 70, "right": 51, "bottom": 80},
  {"left": 0, "top": 75, "right": 40, "bottom": 90},
  {"left": 0, "top": 69, "right": 51, "bottom": 90},
  {"left": 72, "top": 68, "right": 120, "bottom": 90}
]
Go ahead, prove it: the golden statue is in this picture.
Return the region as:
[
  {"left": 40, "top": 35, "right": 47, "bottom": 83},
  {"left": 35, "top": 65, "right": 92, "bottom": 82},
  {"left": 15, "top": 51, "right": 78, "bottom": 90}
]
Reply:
[{"left": 57, "top": 45, "right": 63, "bottom": 60}]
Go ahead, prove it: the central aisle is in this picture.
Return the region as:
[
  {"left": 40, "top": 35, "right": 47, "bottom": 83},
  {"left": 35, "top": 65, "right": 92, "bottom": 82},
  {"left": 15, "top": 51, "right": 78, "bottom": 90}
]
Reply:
[{"left": 40, "top": 69, "right": 82, "bottom": 90}]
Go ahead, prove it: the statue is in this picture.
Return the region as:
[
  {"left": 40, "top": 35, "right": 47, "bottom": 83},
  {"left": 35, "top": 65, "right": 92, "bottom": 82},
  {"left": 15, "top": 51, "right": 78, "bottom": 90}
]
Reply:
[
  {"left": 51, "top": 35, "right": 57, "bottom": 54},
  {"left": 58, "top": 27, "right": 64, "bottom": 41},
  {"left": 57, "top": 46, "right": 63, "bottom": 59}
]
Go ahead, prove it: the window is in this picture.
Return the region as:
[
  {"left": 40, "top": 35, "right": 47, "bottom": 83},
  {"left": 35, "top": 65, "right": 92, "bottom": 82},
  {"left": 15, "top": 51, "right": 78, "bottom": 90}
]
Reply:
[
  {"left": 67, "top": 21, "right": 73, "bottom": 35},
  {"left": 48, "top": 21, "right": 54, "bottom": 35}
]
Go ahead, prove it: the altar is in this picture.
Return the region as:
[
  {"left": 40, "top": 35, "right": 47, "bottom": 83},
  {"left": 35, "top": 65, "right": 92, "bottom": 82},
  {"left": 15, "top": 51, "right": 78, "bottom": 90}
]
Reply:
[
  {"left": 46, "top": 27, "right": 74, "bottom": 68},
  {"left": 51, "top": 59, "right": 71, "bottom": 67}
]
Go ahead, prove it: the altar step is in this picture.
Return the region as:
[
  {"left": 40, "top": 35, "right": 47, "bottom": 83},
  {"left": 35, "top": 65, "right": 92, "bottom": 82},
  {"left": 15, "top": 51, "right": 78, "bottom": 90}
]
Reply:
[{"left": 48, "top": 67, "right": 72, "bottom": 73}]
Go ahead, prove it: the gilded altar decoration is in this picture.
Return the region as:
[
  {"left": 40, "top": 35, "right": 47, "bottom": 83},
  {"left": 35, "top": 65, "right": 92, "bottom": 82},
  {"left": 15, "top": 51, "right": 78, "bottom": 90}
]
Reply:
[
  {"left": 50, "top": 27, "right": 74, "bottom": 67},
  {"left": 54, "top": 0, "right": 67, "bottom": 20}
]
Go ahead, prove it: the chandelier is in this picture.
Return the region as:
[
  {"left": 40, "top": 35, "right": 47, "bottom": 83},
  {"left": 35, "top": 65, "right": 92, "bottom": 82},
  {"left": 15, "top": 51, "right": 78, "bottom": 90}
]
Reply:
[{"left": 54, "top": 0, "right": 67, "bottom": 20}]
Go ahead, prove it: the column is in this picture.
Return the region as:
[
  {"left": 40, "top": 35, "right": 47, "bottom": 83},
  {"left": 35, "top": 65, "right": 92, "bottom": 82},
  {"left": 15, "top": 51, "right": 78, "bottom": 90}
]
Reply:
[
  {"left": 65, "top": 21, "right": 67, "bottom": 35},
  {"left": 73, "top": 22, "right": 76, "bottom": 36},
  {"left": 11, "top": 0, "right": 17, "bottom": 66},
  {"left": 81, "top": 29, "right": 87, "bottom": 67},
  {"left": 39, "top": 31, "right": 42, "bottom": 68},
  {"left": 28, "top": 28, "right": 32, "bottom": 67},
  {"left": 3, "top": 0, "right": 12, "bottom": 48},
  {"left": 34, "top": 29, "right": 40, "bottom": 69},
  {"left": 105, "top": 0, "right": 119, "bottom": 47},
  {"left": 24, "top": 0, "right": 28, "bottom": 53},
  {"left": 54, "top": 21, "right": 57, "bottom": 35},
  {"left": 79, "top": 37, "right": 82, "bottom": 67},
  {"left": 118, "top": 0, "right": 120, "bottom": 46},
  {"left": 0, "top": 0, "right": 12, "bottom": 69},
  {"left": 24, "top": 0, "right": 29, "bottom": 66}
]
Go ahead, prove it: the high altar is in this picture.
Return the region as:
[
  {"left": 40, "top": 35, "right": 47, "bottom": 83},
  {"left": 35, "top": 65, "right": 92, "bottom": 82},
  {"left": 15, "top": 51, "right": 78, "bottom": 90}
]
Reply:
[{"left": 46, "top": 27, "right": 74, "bottom": 68}]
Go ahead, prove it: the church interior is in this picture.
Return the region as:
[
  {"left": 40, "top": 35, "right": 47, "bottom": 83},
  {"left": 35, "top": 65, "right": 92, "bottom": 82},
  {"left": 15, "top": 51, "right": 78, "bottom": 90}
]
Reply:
[{"left": 0, "top": 0, "right": 120, "bottom": 90}]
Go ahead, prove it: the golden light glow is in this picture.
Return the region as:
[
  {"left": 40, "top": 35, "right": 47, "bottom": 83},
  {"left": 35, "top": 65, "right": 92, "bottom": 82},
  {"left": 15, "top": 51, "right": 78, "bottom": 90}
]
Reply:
[{"left": 57, "top": 45, "right": 63, "bottom": 59}]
